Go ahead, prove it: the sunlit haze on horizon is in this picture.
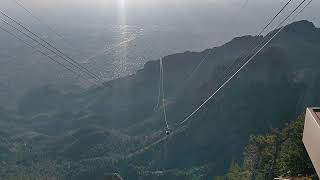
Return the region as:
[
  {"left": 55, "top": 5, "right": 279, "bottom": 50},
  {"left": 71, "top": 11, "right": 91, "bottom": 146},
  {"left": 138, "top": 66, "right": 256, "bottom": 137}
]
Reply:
[
  {"left": 1, "top": 0, "right": 320, "bottom": 85},
  {"left": 3, "top": 0, "right": 319, "bottom": 35}
]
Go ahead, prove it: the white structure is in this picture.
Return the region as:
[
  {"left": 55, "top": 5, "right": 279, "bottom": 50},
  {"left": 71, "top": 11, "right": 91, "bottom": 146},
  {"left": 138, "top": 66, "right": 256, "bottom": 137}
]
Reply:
[{"left": 303, "top": 107, "right": 320, "bottom": 176}]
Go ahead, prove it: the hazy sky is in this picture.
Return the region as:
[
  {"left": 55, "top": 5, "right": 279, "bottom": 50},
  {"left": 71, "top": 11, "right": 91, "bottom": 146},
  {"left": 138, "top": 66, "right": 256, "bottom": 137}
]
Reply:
[
  {"left": 1, "top": 0, "right": 320, "bottom": 92},
  {"left": 1, "top": 0, "right": 320, "bottom": 48}
]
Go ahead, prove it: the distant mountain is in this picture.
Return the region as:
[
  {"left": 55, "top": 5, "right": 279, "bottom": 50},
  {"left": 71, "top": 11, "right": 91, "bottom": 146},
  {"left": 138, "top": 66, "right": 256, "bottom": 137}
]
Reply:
[{"left": 1, "top": 20, "right": 320, "bottom": 180}]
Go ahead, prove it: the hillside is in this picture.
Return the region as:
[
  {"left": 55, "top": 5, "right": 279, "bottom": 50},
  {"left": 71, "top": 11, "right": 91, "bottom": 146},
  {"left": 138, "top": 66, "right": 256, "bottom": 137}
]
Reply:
[
  {"left": 216, "top": 115, "right": 317, "bottom": 180},
  {"left": 1, "top": 20, "right": 320, "bottom": 179}
]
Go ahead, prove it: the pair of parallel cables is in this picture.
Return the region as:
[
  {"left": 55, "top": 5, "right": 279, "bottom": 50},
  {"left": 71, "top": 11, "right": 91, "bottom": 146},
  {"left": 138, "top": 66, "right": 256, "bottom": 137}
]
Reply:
[
  {"left": 0, "top": 10, "right": 103, "bottom": 85},
  {"left": 154, "top": 0, "right": 313, "bottom": 139},
  {"left": 0, "top": 1, "right": 103, "bottom": 84}
]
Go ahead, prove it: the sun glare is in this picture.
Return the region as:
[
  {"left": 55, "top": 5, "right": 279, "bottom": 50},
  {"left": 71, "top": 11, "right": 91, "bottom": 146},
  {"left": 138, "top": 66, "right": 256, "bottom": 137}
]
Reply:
[{"left": 115, "top": 0, "right": 128, "bottom": 78}]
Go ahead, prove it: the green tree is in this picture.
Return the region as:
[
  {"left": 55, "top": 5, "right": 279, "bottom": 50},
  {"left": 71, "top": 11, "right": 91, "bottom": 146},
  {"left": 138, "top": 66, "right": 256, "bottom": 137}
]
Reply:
[{"left": 223, "top": 114, "right": 318, "bottom": 180}]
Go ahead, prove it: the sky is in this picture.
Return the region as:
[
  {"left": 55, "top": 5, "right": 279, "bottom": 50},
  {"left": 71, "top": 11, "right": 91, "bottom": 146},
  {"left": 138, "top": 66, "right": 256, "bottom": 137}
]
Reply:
[
  {"left": 2, "top": 0, "right": 320, "bottom": 39},
  {"left": 1, "top": 0, "right": 320, "bottom": 59},
  {"left": 0, "top": 0, "right": 320, "bottom": 104},
  {"left": 1, "top": 0, "right": 319, "bottom": 56}
]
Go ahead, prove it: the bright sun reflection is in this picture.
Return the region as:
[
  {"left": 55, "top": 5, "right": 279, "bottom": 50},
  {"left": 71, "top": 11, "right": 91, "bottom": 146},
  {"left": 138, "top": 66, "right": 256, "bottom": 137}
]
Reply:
[
  {"left": 118, "top": 0, "right": 126, "bottom": 25},
  {"left": 114, "top": 0, "right": 129, "bottom": 78},
  {"left": 119, "top": 0, "right": 126, "bottom": 9}
]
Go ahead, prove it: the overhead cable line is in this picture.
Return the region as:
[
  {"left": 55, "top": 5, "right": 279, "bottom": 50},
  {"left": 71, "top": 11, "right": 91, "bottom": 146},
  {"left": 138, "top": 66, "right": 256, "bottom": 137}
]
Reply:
[
  {"left": 200, "top": 0, "right": 298, "bottom": 108},
  {"left": 212, "top": 0, "right": 294, "bottom": 88},
  {"left": 179, "top": 0, "right": 309, "bottom": 125},
  {"left": 0, "top": 16, "right": 100, "bottom": 83},
  {"left": 154, "top": 58, "right": 170, "bottom": 129},
  {"left": 0, "top": 10, "right": 102, "bottom": 82},
  {"left": 175, "top": 0, "right": 295, "bottom": 125},
  {"left": 12, "top": 0, "right": 64, "bottom": 39},
  {"left": 226, "top": 0, "right": 294, "bottom": 73},
  {"left": 0, "top": 24, "right": 97, "bottom": 85},
  {"left": 185, "top": 50, "right": 214, "bottom": 81},
  {"left": 128, "top": 0, "right": 313, "bottom": 156},
  {"left": 154, "top": 60, "right": 163, "bottom": 112},
  {"left": 293, "top": 0, "right": 313, "bottom": 19},
  {"left": 160, "top": 58, "right": 170, "bottom": 129},
  {"left": 0, "top": 10, "right": 102, "bottom": 81},
  {"left": 183, "top": 0, "right": 293, "bottom": 83},
  {"left": 257, "top": 0, "right": 294, "bottom": 39},
  {"left": 222, "top": 0, "right": 312, "bottom": 88}
]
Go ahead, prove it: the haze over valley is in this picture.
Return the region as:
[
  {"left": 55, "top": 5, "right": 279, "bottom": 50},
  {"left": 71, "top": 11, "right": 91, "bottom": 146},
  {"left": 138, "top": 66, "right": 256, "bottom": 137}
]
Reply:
[{"left": 0, "top": 0, "right": 319, "bottom": 179}]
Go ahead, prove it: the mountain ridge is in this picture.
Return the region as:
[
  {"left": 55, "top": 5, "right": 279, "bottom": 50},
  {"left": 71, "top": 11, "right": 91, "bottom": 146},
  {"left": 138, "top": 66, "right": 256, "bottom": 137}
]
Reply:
[{"left": 1, "top": 20, "right": 320, "bottom": 180}]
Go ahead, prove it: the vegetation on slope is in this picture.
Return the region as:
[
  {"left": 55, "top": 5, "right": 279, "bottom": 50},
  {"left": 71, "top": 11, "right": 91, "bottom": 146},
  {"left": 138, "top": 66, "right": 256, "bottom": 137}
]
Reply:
[{"left": 216, "top": 115, "right": 318, "bottom": 180}]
